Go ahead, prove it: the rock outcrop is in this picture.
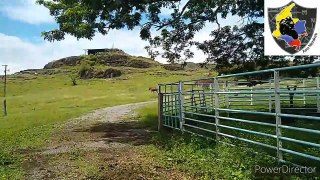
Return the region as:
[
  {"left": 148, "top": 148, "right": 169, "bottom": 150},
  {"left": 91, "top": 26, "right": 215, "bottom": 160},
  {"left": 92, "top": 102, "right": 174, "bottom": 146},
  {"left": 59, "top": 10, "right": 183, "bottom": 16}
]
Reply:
[{"left": 44, "top": 56, "right": 83, "bottom": 69}]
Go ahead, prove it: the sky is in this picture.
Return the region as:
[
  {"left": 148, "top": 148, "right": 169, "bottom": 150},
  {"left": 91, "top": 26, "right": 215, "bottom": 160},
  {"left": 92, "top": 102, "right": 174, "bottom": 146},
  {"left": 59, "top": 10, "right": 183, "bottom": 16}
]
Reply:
[{"left": 0, "top": 0, "right": 239, "bottom": 74}]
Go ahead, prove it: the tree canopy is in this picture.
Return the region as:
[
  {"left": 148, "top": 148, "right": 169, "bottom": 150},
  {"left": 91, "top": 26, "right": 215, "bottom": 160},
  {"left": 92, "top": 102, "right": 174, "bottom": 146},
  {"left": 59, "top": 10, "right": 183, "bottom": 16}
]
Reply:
[{"left": 37, "top": 0, "right": 318, "bottom": 76}]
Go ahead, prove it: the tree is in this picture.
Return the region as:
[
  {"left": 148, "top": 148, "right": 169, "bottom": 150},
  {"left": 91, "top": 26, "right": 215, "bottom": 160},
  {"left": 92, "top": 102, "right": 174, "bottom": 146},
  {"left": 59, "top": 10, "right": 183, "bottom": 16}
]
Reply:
[
  {"left": 37, "top": 0, "right": 318, "bottom": 75},
  {"left": 181, "top": 61, "right": 187, "bottom": 69}
]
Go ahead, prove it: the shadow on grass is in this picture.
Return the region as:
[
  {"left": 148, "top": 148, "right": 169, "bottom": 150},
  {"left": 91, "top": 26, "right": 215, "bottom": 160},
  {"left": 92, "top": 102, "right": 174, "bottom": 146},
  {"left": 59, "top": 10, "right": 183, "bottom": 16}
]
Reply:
[{"left": 73, "top": 120, "right": 157, "bottom": 146}]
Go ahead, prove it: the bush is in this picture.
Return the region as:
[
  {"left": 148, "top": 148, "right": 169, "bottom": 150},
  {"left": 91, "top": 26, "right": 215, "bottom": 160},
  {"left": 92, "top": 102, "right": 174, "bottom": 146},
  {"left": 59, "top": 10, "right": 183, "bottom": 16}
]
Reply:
[
  {"left": 83, "top": 55, "right": 98, "bottom": 66},
  {"left": 84, "top": 54, "right": 98, "bottom": 62},
  {"left": 79, "top": 64, "right": 94, "bottom": 79},
  {"left": 163, "top": 64, "right": 184, "bottom": 71},
  {"left": 69, "top": 74, "right": 78, "bottom": 86},
  {"left": 103, "top": 68, "right": 122, "bottom": 78},
  {"left": 127, "top": 59, "right": 153, "bottom": 68},
  {"left": 93, "top": 68, "right": 122, "bottom": 79},
  {"left": 97, "top": 54, "right": 128, "bottom": 66}
]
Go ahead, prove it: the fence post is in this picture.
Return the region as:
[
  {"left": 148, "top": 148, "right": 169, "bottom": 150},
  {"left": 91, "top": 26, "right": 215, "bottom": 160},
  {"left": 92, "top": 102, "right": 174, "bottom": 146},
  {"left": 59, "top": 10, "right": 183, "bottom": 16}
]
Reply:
[
  {"left": 171, "top": 84, "right": 174, "bottom": 128},
  {"left": 225, "top": 81, "right": 230, "bottom": 108},
  {"left": 303, "top": 79, "right": 306, "bottom": 106},
  {"left": 250, "top": 87, "right": 253, "bottom": 106},
  {"left": 178, "top": 81, "right": 185, "bottom": 131},
  {"left": 164, "top": 85, "right": 167, "bottom": 126},
  {"left": 214, "top": 78, "right": 220, "bottom": 141},
  {"left": 317, "top": 77, "right": 320, "bottom": 113},
  {"left": 269, "top": 79, "right": 272, "bottom": 112},
  {"left": 158, "top": 85, "right": 163, "bottom": 131},
  {"left": 274, "top": 70, "right": 283, "bottom": 162},
  {"left": 210, "top": 83, "right": 214, "bottom": 112}
]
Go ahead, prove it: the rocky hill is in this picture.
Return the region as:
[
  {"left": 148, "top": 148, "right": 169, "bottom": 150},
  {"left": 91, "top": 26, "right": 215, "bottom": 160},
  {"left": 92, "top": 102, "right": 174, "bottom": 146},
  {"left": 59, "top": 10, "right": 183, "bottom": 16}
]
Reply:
[
  {"left": 16, "top": 49, "right": 207, "bottom": 79},
  {"left": 44, "top": 49, "right": 160, "bottom": 69}
]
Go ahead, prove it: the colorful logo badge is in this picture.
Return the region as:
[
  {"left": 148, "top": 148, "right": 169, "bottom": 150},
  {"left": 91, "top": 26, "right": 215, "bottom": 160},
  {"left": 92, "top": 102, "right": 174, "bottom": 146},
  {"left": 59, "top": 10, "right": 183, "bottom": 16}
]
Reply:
[{"left": 265, "top": 1, "right": 319, "bottom": 56}]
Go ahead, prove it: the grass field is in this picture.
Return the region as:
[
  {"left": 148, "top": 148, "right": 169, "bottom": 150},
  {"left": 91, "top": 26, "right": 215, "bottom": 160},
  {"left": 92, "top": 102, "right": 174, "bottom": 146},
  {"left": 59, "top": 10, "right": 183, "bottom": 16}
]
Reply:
[
  {"left": 159, "top": 82, "right": 320, "bottom": 170},
  {"left": 136, "top": 104, "right": 320, "bottom": 179},
  {"left": 1, "top": 62, "right": 319, "bottom": 179},
  {"left": 0, "top": 67, "right": 207, "bottom": 178}
]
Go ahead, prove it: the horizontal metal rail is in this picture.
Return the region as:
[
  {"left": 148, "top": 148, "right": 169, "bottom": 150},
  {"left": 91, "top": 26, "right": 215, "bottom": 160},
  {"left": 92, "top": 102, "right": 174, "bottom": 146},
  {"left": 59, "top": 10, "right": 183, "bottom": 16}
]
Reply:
[
  {"left": 165, "top": 62, "right": 320, "bottom": 84},
  {"left": 184, "top": 124, "right": 217, "bottom": 134},
  {"left": 183, "top": 111, "right": 216, "bottom": 118},
  {"left": 163, "top": 115, "right": 180, "bottom": 119},
  {"left": 184, "top": 117, "right": 216, "bottom": 126},
  {"left": 279, "top": 125, "right": 320, "bottom": 134},
  {"left": 217, "top": 108, "right": 276, "bottom": 116},
  {"left": 163, "top": 124, "right": 181, "bottom": 131},
  {"left": 280, "top": 137, "right": 320, "bottom": 148},
  {"left": 279, "top": 113, "right": 320, "bottom": 121},
  {"left": 158, "top": 64, "right": 320, "bottom": 166},
  {"left": 218, "top": 116, "right": 276, "bottom": 127},
  {"left": 218, "top": 124, "right": 277, "bottom": 138},
  {"left": 280, "top": 148, "right": 320, "bottom": 162},
  {"left": 218, "top": 132, "right": 277, "bottom": 150}
]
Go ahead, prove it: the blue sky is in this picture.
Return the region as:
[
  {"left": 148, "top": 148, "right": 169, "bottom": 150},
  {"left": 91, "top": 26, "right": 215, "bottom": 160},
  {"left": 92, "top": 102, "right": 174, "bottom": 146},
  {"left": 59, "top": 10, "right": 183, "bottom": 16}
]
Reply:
[
  {"left": 0, "top": 0, "right": 240, "bottom": 74},
  {"left": 0, "top": 0, "right": 156, "bottom": 74},
  {"left": 0, "top": 0, "right": 55, "bottom": 37}
]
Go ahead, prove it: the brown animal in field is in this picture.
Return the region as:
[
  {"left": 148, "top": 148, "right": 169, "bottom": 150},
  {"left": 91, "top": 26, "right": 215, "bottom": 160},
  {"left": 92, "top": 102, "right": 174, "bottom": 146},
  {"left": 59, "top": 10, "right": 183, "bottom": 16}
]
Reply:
[
  {"left": 208, "top": 72, "right": 215, "bottom": 77},
  {"left": 195, "top": 79, "right": 214, "bottom": 87},
  {"left": 149, "top": 87, "right": 158, "bottom": 93}
]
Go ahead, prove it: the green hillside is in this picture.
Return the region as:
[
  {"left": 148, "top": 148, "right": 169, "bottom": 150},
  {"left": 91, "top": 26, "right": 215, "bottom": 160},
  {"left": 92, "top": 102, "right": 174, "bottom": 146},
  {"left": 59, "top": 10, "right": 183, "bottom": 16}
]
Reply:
[{"left": 0, "top": 50, "right": 210, "bottom": 178}]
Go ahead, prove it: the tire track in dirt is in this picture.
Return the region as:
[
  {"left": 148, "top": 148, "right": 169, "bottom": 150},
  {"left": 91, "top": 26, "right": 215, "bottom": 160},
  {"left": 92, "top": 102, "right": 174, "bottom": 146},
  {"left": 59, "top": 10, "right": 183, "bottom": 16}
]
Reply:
[
  {"left": 39, "top": 101, "right": 156, "bottom": 155},
  {"left": 24, "top": 101, "right": 170, "bottom": 179}
]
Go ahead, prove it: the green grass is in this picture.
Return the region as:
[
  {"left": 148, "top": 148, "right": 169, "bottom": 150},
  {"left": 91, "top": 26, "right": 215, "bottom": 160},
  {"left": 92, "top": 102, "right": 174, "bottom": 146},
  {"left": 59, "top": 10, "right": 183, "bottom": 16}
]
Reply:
[
  {"left": 161, "top": 80, "right": 320, "bottom": 168},
  {"left": 136, "top": 104, "right": 272, "bottom": 179},
  {"left": 136, "top": 103, "right": 159, "bottom": 130},
  {"left": 137, "top": 104, "right": 319, "bottom": 179},
  {"left": 0, "top": 68, "right": 206, "bottom": 178}
]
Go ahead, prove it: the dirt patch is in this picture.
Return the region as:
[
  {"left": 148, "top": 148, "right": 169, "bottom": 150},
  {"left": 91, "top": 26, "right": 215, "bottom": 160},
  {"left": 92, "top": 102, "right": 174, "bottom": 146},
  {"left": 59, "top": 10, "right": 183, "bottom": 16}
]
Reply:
[{"left": 23, "top": 101, "right": 187, "bottom": 179}]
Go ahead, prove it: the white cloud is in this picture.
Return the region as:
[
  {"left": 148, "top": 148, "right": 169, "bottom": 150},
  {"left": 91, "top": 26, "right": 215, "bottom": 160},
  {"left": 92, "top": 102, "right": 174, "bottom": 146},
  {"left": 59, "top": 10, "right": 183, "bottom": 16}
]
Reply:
[
  {"left": 0, "top": 26, "right": 213, "bottom": 74},
  {"left": 0, "top": 29, "right": 151, "bottom": 74},
  {"left": 0, "top": 0, "right": 246, "bottom": 75},
  {"left": 0, "top": 0, "right": 232, "bottom": 74},
  {"left": 0, "top": 26, "right": 220, "bottom": 75},
  {"left": 0, "top": 0, "right": 54, "bottom": 24}
]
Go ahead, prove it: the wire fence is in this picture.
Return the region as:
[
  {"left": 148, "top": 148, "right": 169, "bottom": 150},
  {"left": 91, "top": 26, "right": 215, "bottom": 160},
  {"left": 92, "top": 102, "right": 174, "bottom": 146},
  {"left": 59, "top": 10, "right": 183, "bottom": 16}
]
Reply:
[{"left": 158, "top": 63, "right": 320, "bottom": 167}]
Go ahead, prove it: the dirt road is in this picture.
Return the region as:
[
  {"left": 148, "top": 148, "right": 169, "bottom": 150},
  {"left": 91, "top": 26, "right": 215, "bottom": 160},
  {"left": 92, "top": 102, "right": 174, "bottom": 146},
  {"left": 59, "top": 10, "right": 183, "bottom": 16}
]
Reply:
[{"left": 24, "top": 101, "right": 186, "bottom": 179}]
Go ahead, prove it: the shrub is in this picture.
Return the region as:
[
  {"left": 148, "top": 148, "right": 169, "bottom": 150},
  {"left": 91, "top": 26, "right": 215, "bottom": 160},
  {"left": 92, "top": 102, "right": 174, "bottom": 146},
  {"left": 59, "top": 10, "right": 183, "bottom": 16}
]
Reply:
[
  {"left": 79, "top": 64, "right": 94, "bottom": 79},
  {"left": 127, "top": 59, "right": 153, "bottom": 68},
  {"left": 84, "top": 54, "right": 98, "bottom": 62},
  {"left": 83, "top": 55, "right": 98, "bottom": 66},
  {"left": 103, "top": 68, "right": 122, "bottom": 78},
  {"left": 97, "top": 54, "right": 128, "bottom": 66},
  {"left": 68, "top": 74, "right": 78, "bottom": 86},
  {"left": 163, "top": 64, "right": 184, "bottom": 71},
  {"left": 94, "top": 68, "right": 122, "bottom": 79}
]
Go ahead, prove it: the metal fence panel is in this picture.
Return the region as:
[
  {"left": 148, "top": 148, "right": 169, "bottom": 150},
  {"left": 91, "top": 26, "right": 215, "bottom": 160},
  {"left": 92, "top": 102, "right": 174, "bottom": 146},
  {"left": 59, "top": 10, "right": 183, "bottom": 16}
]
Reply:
[{"left": 158, "top": 64, "right": 320, "bottom": 167}]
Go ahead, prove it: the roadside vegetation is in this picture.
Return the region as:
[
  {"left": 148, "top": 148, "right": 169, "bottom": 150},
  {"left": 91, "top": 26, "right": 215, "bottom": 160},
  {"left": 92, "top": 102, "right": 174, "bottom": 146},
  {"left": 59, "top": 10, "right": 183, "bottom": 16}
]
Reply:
[
  {"left": 136, "top": 104, "right": 318, "bottom": 179},
  {"left": 136, "top": 104, "right": 273, "bottom": 179},
  {"left": 1, "top": 51, "right": 317, "bottom": 179},
  {"left": 0, "top": 75, "right": 317, "bottom": 179},
  {"left": 0, "top": 56, "right": 208, "bottom": 178}
]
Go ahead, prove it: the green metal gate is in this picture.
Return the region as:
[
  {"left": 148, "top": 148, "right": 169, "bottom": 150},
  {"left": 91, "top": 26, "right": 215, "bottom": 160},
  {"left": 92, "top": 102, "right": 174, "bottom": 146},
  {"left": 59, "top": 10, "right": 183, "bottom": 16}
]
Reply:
[{"left": 158, "top": 63, "right": 320, "bottom": 167}]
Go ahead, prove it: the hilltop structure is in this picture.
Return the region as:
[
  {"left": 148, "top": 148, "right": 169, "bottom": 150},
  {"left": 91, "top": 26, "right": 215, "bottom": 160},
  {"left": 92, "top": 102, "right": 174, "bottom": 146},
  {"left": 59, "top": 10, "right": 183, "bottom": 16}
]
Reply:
[{"left": 84, "top": 48, "right": 125, "bottom": 55}]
